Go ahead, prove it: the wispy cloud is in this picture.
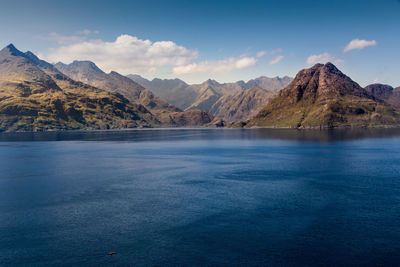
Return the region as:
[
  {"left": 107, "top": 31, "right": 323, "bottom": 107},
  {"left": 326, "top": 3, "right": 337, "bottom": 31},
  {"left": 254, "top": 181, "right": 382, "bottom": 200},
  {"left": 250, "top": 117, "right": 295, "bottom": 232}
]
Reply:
[
  {"left": 76, "top": 29, "right": 99, "bottom": 35},
  {"left": 42, "top": 30, "right": 100, "bottom": 45},
  {"left": 45, "top": 32, "right": 86, "bottom": 45},
  {"left": 269, "top": 55, "right": 284, "bottom": 65},
  {"left": 256, "top": 48, "right": 282, "bottom": 58},
  {"left": 344, "top": 39, "right": 377, "bottom": 52},
  {"left": 42, "top": 34, "right": 199, "bottom": 74},
  {"left": 172, "top": 56, "right": 257, "bottom": 75},
  {"left": 306, "top": 52, "right": 344, "bottom": 65}
]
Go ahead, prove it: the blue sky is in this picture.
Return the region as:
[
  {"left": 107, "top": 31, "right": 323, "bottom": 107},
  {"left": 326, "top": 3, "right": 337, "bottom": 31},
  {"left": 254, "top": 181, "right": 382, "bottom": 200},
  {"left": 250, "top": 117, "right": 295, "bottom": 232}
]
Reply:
[{"left": 0, "top": 0, "right": 399, "bottom": 86}]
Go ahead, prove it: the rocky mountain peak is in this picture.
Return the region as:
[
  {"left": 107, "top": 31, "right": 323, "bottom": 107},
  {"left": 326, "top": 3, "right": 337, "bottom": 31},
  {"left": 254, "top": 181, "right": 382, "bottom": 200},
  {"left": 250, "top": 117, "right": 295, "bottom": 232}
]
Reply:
[
  {"left": 6, "top": 43, "right": 16, "bottom": 50},
  {"left": 242, "top": 63, "right": 400, "bottom": 128},
  {"left": 23, "top": 51, "right": 54, "bottom": 69},
  {"left": 0, "top": 43, "right": 26, "bottom": 58},
  {"left": 71, "top": 60, "right": 105, "bottom": 74},
  {"left": 109, "top": 71, "right": 121, "bottom": 76},
  {"left": 204, "top": 79, "right": 220, "bottom": 86},
  {"left": 280, "top": 62, "right": 369, "bottom": 104},
  {"left": 5, "top": 43, "right": 20, "bottom": 52},
  {"left": 322, "top": 62, "right": 339, "bottom": 71},
  {"left": 0, "top": 44, "right": 54, "bottom": 71}
]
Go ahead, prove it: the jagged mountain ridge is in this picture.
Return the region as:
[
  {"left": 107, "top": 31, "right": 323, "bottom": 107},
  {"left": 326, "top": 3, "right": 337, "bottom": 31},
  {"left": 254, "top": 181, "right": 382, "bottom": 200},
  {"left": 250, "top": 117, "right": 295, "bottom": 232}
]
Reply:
[
  {"left": 55, "top": 61, "right": 180, "bottom": 112},
  {"left": 55, "top": 61, "right": 213, "bottom": 126},
  {"left": 240, "top": 76, "right": 293, "bottom": 92},
  {"left": 128, "top": 74, "right": 291, "bottom": 121},
  {"left": 0, "top": 44, "right": 159, "bottom": 131},
  {"left": 241, "top": 63, "right": 400, "bottom": 128},
  {"left": 183, "top": 79, "right": 244, "bottom": 112},
  {"left": 3, "top": 44, "right": 399, "bottom": 131}
]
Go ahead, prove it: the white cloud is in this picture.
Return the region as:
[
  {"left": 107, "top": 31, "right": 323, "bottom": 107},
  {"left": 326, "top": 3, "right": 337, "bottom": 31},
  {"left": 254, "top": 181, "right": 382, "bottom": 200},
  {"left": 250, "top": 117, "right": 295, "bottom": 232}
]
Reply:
[
  {"left": 172, "top": 56, "right": 257, "bottom": 75},
  {"left": 76, "top": 29, "right": 100, "bottom": 35},
  {"left": 344, "top": 39, "right": 377, "bottom": 52},
  {"left": 42, "top": 30, "right": 100, "bottom": 45},
  {"left": 306, "top": 53, "right": 344, "bottom": 65},
  {"left": 256, "top": 48, "right": 282, "bottom": 58},
  {"left": 76, "top": 29, "right": 91, "bottom": 35},
  {"left": 45, "top": 32, "right": 86, "bottom": 45},
  {"left": 42, "top": 34, "right": 199, "bottom": 74},
  {"left": 269, "top": 55, "right": 284, "bottom": 65}
]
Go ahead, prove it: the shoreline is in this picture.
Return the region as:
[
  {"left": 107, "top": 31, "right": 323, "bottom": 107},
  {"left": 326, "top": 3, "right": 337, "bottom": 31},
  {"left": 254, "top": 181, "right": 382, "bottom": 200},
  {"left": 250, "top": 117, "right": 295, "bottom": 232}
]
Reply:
[{"left": 2, "top": 125, "right": 400, "bottom": 134}]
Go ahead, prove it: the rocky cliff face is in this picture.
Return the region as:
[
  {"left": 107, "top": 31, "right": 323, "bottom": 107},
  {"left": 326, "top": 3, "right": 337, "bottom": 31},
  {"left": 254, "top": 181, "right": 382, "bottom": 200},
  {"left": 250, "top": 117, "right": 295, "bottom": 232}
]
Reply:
[
  {"left": 0, "top": 44, "right": 158, "bottom": 132},
  {"left": 241, "top": 63, "right": 400, "bottom": 128},
  {"left": 209, "top": 87, "right": 275, "bottom": 121},
  {"left": 184, "top": 85, "right": 223, "bottom": 112},
  {"left": 276, "top": 63, "right": 371, "bottom": 105}
]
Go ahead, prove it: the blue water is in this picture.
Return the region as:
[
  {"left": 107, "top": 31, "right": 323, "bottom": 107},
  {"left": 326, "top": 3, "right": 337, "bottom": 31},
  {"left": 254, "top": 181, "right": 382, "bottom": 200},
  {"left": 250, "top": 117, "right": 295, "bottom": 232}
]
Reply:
[{"left": 1, "top": 128, "right": 400, "bottom": 266}]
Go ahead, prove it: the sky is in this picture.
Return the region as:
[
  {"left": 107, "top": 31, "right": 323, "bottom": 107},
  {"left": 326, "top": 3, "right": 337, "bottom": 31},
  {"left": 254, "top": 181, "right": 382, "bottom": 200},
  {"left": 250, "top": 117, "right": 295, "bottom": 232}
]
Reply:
[{"left": 0, "top": 0, "right": 399, "bottom": 86}]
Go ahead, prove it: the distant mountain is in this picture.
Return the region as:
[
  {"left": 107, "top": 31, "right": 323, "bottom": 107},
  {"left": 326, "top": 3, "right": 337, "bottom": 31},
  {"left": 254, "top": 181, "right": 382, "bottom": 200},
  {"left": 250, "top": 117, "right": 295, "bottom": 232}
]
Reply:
[
  {"left": 128, "top": 75, "right": 292, "bottom": 121},
  {"left": 240, "top": 63, "right": 400, "bottom": 128},
  {"left": 126, "top": 74, "right": 154, "bottom": 89},
  {"left": 55, "top": 61, "right": 213, "bottom": 126},
  {"left": 55, "top": 61, "right": 179, "bottom": 112},
  {"left": 127, "top": 75, "right": 197, "bottom": 109},
  {"left": 0, "top": 44, "right": 158, "bottom": 131},
  {"left": 3, "top": 45, "right": 398, "bottom": 131},
  {"left": 209, "top": 87, "right": 276, "bottom": 121},
  {"left": 364, "top": 84, "right": 394, "bottom": 99},
  {"left": 365, "top": 83, "right": 400, "bottom": 108},
  {"left": 183, "top": 79, "right": 244, "bottom": 112},
  {"left": 241, "top": 76, "right": 293, "bottom": 92},
  {"left": 127, "top": 75, "right": 189, "bottom": 100}
]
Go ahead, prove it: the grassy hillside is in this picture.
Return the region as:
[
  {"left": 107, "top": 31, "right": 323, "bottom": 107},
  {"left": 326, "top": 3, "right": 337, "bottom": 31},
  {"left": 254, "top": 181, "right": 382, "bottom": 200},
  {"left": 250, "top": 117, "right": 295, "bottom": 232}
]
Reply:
[{"left": 0, "top": 44, "right": 158, "bottom": 131}]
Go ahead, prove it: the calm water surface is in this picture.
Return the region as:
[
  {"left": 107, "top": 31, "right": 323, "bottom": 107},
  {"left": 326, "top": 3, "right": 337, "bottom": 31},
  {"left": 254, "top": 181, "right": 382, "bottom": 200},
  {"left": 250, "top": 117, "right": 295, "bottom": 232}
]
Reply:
[{"left": 1, "top": 128, "right": 400, "bottom": 266}]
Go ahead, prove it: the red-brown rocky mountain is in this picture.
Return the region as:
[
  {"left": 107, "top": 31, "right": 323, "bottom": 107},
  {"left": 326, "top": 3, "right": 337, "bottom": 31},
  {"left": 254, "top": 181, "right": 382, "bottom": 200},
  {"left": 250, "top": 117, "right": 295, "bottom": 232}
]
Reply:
[{"left": 241, "top": 63, "right": 400, "bottom": 128}]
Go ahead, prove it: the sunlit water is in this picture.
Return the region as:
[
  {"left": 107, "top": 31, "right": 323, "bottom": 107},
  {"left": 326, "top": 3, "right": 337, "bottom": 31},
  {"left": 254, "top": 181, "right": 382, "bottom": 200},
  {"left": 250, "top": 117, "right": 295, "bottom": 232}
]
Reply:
[{"left": 1, "top": 128, "right": 400, "bottom": 266}]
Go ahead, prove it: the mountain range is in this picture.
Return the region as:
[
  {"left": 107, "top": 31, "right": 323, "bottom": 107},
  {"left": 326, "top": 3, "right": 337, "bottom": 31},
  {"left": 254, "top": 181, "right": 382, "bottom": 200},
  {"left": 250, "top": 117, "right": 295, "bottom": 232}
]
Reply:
[
  {"left": 54, "top": 61, "right": 213, "bottom": 126},
  {"left": 128, "top": 74, "right": 292, "bottom": 121},
  {"left": 0, "top": 44, "right": 213, "bottom": 131},
  {"left": 239, "top": 63, "right": 400, "bottom": 128},
  {"left": 1, "top": 43, "right": 400, "bottom": 132}
]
